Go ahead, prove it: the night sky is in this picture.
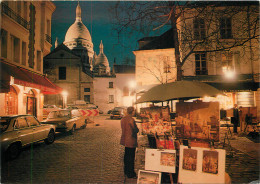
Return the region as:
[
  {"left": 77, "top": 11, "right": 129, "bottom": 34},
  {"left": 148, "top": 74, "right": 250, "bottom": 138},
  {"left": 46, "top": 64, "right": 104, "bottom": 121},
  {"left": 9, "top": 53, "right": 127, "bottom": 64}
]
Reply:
[{"left": 51, "top": 1, "right": 170, "bottom": 67}]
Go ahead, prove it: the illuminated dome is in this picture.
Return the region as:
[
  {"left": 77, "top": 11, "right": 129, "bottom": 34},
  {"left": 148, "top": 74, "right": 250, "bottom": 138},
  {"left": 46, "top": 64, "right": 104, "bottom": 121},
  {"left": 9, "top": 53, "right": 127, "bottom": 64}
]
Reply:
[
  {"left": 64, "top": 2, "right": 93, "bottom": 53},
  {"left": 94, "top": 41, "right": 110, "bottom": 74}
]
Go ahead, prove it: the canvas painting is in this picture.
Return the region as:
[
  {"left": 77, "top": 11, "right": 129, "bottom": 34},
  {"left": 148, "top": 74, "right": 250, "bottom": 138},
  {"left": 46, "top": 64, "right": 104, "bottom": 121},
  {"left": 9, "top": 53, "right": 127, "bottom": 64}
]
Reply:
[
  {"left": 137, "top": 170, "right": 161, "bottom": 184},
  {"left": 176, "top": 101, "right": 220, "bottom": 141},
  {"left": 179, "top": 145, "right": 226, "bottom": 184},
  {"left": 202, "top": 150, "right": 219, "bottom": 174},
  {"left": 145, "top": 149, "right": 176, "bottom": 173},
  {"left": 160, "top": 152, "right": 175, "bottom": 166},
  {"left": 182, "top": 148, "right": 197, "bottom": 171}
]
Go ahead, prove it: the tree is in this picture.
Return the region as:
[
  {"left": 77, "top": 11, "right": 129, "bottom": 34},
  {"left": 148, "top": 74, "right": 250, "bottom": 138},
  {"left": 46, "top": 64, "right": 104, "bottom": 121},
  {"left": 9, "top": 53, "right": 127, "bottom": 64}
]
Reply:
[{"left": 110, "top": 1, "right": 259, "bottom": 82}]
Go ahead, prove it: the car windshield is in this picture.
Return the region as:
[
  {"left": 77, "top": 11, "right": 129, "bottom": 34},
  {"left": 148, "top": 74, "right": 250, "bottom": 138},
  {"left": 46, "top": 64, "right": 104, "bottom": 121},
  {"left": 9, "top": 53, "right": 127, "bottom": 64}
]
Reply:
[
  {"left": 48, "top": 110, "right": 71, "bottom": 119},
  {"left": 0, "top": 117, "right": 11, "bottom": 133},
  {"left": 114, "top": 107, "right": 123, "bottom": 111}
]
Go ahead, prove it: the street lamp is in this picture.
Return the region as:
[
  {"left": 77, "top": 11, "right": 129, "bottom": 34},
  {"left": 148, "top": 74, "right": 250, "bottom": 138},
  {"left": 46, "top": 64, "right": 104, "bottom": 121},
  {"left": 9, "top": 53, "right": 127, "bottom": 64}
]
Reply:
[
  {"left": 223, "top": 66, "right": 236, "bottom": 79},
  {"left": 61, "top": 91, "right": 68, "bottom": 109}
]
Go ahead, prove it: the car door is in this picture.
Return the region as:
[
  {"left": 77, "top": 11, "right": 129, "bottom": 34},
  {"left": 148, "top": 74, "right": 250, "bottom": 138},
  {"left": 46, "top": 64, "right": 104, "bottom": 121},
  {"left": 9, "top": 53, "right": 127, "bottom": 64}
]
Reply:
[
  {"left": 71, "top": 109, "right": 84, "bottom": 128},
  {"left": 26, "top": 116, "right": 47, "bottom": 141},
  {"left": 14, "top": 117, "right": 33, "bottom": 146}
]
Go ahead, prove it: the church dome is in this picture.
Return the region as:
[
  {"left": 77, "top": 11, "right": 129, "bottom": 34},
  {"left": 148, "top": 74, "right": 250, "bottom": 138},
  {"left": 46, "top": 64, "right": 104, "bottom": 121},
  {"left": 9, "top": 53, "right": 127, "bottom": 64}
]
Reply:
[
  {"left": 94, "top": 41, "right": 110, "bottom": 74},
  {"left": 64, "top": 21, "right": 92, "bottom": 43},
  {"left": 64, "top": 3, "right": 93, "bottom": 51}
]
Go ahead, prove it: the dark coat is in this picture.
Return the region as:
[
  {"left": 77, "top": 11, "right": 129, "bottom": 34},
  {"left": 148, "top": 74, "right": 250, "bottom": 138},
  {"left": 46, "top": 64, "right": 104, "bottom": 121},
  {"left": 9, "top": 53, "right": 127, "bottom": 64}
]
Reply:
[{"left": 120, "top": 114, "right": 139, "bottom": 148}]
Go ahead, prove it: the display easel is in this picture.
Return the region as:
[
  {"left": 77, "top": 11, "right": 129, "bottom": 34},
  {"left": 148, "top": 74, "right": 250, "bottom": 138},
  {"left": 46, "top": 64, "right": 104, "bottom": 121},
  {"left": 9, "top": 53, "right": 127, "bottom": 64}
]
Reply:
[{"left": 222, "top": 124, "right": 234, "bottom": 157}]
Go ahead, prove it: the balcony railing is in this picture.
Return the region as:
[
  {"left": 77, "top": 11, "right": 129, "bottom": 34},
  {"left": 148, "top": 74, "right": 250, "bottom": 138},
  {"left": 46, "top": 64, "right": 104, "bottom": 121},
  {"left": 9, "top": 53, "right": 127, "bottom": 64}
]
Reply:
[
  {"left": 2, "top": 3, "right": 29, "bottom": 30},
  {"left": 45, "top": 34, "right": 52, "bottom": 44}
]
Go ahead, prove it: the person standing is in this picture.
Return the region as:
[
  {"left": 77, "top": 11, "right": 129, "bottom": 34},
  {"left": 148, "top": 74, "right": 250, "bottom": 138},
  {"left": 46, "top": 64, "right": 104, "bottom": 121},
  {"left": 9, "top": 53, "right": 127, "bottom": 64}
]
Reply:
[
  {"left": 232, "top": 104, "right": 240, "bottom": 133},
  {"left": 120, "top": 106, "right": 139, "bottom": 178}
]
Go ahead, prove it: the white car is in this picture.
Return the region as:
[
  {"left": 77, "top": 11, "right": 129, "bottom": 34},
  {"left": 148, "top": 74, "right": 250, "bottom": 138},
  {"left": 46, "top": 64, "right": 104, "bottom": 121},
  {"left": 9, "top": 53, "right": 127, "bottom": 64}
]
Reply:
[{"left": 41, "top": 109, "right": 87, "bottom": 134}]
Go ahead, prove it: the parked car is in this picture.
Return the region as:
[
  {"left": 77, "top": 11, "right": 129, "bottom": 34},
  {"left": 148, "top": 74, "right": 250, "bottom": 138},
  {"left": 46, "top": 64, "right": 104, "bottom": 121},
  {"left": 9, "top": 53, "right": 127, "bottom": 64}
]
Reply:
[
  {"left": 43, "top": 105, "right": 60, "bottom": 119},
  {"left": 110, "top": 107, "right": 127, "bottom": 119},
  {"left": 41, "top": 109, "right": 87, "bottom": 134},
  {"left": 67, "top": 103, "right": 103, "bottom": 114},
  {"left": 0, "top": 115, "right": 56, "bottom": 160}
]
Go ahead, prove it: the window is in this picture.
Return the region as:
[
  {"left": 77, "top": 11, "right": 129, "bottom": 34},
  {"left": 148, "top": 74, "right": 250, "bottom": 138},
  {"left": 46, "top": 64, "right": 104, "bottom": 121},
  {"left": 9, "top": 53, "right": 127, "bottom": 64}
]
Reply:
[
  {"left": 109, "top": 82, "right": 113, "bottom": 88},
  {"left": 26, "top": 116, "right": 39, "bottom": 126},
  {"left": 163, "top": 56, "right": 171, "bottom": 73},
  {"left": 11, "top": 35, "right": 20, "bottom": 63},
  {"left": 22, "top": 42, "right": 26, "bottom": 65},
  {"left": 109, "top": 95, "right": 114, "bottom": 103},
  {"left": 84, "top": 88, "right": 90, "bottom": 92},
  {"left": 194, "top": 18, "right": 206, "bottom": 40},
  {"left": 59, "top": 67, "right": 66, "bottom": 80},
  {"left": 84, "top": 95, "right": 90, "bottom": 103},
  {"left": 1, "top": 29, "right": 7, "bottom": 58},
  {"left": 220, "top": 17, "right": 232, "bottom": 39},
  {"left": 222, "top": 52, "right": 233, "bottom": 72},
  {"left": 123, "top": 87, "right": 129, "bottom": 96},
  {"left": 46, "top": 19, "right": 51, "bottom": 36},
  {"left": 195, "top": 53, "right": 207, "bottom": 75},
  {"left": 37, "top": 51, "right": 41, "bottom": 71},
  {"left": 15, "top": 117, "right": 29, "bottom": 129},
  {"left": 71, "top": 110, "right": 81, "bottom": 117}
]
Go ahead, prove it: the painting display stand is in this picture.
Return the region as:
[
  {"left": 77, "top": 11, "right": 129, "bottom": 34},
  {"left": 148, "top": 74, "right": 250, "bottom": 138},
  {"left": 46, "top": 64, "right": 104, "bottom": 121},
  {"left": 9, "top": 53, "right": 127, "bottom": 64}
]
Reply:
[{"left": 138, "top": 101, "right": 226, "bottom": 184}]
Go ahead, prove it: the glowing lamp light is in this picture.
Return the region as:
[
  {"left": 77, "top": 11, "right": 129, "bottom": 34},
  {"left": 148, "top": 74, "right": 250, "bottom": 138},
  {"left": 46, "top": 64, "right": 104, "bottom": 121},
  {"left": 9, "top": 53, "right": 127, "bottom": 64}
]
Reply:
[
  {"left": 223, "top": 67, "right": 236, "bottom": 79},
  {"left": 61, "top": 91, "right": 68, "bottom": 97},
  {"left": 225, "top": 70, "right": 235, "bottom": 79},
  {"left": 129, "top": 81, "right": 136, "bottom": 89}
]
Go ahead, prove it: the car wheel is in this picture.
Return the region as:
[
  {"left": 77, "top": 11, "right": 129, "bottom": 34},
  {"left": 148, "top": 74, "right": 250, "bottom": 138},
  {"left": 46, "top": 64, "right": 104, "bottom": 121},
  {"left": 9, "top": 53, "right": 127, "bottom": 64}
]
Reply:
[
  {"left": 70, "top": 125, "right": 76, "bottom": 135},
  {"left": 44, "top": 130, "right": 55, "bottom": 145},
  {"left": 6, "top": 143, "right": 21, "bottom": 160}
]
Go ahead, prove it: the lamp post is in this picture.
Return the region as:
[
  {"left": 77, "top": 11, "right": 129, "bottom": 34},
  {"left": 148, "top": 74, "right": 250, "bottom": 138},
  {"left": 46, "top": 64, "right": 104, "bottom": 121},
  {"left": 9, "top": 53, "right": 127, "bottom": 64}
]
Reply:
[{"left": 61, "top": 91, "right": 68, "bottom": 109}]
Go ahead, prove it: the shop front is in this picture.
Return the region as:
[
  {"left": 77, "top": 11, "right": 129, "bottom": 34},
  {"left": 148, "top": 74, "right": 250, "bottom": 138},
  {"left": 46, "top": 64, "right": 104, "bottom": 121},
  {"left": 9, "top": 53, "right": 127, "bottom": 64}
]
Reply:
[{"left": 0, "top": 60, "right": 62, "bottom": 120}]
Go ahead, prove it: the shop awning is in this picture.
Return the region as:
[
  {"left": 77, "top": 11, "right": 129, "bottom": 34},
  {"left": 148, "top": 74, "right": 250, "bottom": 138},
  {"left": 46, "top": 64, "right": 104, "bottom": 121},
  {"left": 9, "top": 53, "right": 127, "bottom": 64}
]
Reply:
[
  {"left": 0, "top": 60, "right": 63, "bottom": 94},
  {"left": 206, "top": 82, "right": 259, "bottom": 92}
]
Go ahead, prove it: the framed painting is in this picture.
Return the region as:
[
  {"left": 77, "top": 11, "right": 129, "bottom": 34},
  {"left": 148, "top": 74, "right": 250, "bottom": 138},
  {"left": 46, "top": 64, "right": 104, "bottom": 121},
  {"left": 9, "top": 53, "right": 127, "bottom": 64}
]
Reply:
[
  {"left": 137, "top": 170, "right": 162, "bottom": 184},
  {"left": 145, "top": 149, "right": 176, "bottom": 173},
  {"left": 182, "top": 148, "right": 197, "bottom": 171},
  {"left": 202, "top": 150, "right": 219, "bottom": 174}
]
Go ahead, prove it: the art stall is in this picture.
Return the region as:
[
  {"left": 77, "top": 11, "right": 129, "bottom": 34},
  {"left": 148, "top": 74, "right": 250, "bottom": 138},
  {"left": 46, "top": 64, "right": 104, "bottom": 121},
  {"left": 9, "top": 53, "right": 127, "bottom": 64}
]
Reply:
[{"left": 137, "top": 100, "right": 229, "bottom": 184}]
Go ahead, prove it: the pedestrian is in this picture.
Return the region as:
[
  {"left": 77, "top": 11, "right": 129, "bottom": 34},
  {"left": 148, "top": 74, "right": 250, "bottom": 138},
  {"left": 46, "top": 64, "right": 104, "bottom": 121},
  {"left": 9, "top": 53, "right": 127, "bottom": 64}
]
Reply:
[
  {"left": 120, "top": 106, "right": 139, "bottom": 179},
  {"left": 231, "top": 104, "right": 240, "bottom": 133}
]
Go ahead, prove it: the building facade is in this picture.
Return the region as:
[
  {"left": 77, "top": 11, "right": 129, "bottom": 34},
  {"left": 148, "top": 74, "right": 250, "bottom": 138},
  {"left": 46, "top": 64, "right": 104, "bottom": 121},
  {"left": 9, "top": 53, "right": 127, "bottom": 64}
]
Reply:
[
  {"left": 0, "top": 1, "right": 60, "bottom": 120},
  {"left": 178, "top": 2, "right": 259, "bottom": 119},
  {"left": 44, "top": 43, "right": 93, "bottom": 106},
  {"left": 134, "top": 2, "right": 259, "bottom": 119},
  {"left": 133, "top": 29, "right": 176, "bottom": 86},
  {"left": 43, "top": 2, "right": 136, "bottom": 113}
]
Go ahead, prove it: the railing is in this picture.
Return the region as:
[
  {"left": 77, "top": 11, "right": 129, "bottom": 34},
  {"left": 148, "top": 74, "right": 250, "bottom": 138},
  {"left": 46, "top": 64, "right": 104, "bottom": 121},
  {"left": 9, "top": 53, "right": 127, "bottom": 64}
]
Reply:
[
  {"left": 1, "top": 3, "right": 29, "bottom": 30},
  {"left": 45, "top": 34, "right": 52, "bottom": 44}
]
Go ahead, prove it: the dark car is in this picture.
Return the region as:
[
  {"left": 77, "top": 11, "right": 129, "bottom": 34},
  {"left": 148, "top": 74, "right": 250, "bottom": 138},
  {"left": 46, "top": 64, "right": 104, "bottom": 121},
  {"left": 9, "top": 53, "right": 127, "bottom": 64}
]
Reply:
[
  {"left": 0, "top": 115, "right": 56, "bottom": 160},
  {"left": 110, "top": 107, "right": 126, "bottom": 119}
]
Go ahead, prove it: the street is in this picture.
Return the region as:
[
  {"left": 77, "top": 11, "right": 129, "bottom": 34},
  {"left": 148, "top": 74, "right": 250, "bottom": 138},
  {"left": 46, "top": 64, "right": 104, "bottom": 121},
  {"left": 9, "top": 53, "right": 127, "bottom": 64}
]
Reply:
[
  {"left": 1, "top": 115, "right": 126, "bottom": 183},
  {"left": 1, "top": 115, "right": 259, "bottom": 184}
]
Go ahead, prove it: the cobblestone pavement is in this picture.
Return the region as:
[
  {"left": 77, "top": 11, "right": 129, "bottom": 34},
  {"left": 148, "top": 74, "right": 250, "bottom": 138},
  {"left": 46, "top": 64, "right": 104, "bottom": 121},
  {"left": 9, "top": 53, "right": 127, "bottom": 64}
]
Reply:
[
  {"left": 1, "top": 115, "right": 126, "bottom": 184},
  {"left": 1, "top": 115, "right": 259, "bottom": 184}
]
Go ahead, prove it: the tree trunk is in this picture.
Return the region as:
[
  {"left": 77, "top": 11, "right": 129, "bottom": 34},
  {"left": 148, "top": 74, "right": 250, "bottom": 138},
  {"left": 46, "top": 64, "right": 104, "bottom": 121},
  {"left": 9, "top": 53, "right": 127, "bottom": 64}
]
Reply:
[{"left": 171, "top": 13, "right": 182, "bottom": 81}]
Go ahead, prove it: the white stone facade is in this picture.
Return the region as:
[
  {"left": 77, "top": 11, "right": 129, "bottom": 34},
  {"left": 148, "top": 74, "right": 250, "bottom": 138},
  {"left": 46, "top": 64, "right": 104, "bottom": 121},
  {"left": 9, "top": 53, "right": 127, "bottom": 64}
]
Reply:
[{"left": 1, "top": 1, "right": 56, "bottom": 120}]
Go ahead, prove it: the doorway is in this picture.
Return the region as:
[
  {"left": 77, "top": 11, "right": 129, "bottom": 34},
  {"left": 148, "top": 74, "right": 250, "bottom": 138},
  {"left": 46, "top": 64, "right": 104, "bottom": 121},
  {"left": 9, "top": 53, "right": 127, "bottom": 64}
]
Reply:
[{"left": 27, "top": 90, "right": 37, "bottom": 117}]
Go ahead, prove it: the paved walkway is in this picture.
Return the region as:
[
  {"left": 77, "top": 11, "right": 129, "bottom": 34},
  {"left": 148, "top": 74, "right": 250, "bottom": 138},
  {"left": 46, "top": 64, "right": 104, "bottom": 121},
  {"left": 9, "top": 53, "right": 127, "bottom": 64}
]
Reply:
[{"left": 132, "top": 126, "right": 260, "bottom": 184}]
